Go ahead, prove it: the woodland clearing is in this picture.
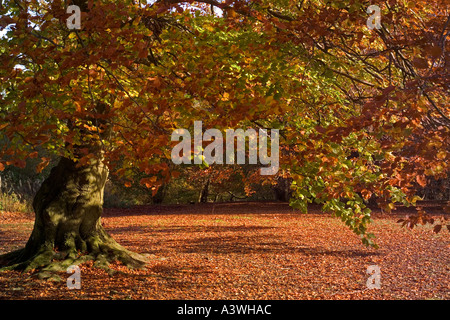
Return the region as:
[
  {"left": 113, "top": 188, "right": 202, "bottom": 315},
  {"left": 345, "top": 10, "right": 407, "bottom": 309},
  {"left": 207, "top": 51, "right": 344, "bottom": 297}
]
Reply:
[{"left": 0, "top": 202, "right": 448, "bottom": 300}]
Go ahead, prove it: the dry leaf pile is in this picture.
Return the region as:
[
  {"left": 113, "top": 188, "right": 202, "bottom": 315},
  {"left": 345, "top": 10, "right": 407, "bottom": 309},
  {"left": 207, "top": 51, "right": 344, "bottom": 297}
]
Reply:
[{"left": 0, "top": 202, "right": 448, "bottom": 300}]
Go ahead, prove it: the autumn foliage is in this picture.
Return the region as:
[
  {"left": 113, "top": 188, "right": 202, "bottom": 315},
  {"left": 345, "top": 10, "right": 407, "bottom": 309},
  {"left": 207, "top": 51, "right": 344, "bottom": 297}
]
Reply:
[{"left": 0, "top": 0, "right": 449, "bottom": 259}]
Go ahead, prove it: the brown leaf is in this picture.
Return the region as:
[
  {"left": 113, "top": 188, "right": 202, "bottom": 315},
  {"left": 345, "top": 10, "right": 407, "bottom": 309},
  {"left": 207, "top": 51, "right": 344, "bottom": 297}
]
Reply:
[
  {"left": 433, "top": 224, "right": 442, "bottom": 233},
  {"left": 424, "top": 45, "right": 443, "bottom": 59},
  {"left": 412, "top": 57, "right": 429, "bottom": 69}
]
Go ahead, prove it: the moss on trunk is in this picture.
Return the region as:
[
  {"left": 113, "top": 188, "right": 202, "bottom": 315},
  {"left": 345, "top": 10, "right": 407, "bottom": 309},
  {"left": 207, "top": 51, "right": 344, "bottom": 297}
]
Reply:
[{"left": 0, "top": 156, "right": 148, "bottom": 276}]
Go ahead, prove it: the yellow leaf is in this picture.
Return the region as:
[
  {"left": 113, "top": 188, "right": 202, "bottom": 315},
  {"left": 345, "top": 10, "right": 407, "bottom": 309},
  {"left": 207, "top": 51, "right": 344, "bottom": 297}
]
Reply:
[
  {"left": 436, "top": 151, "right": 446, "bottom": 160},
  {"left": 132, "top": 17, "right": 141, "bottom": 26}
]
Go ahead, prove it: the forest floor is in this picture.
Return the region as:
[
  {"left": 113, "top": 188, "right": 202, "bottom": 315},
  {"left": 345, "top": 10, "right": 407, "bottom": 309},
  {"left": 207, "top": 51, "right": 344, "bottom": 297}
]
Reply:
[{"left": 0, "top": 201, "right": 449, "bottom": 300}]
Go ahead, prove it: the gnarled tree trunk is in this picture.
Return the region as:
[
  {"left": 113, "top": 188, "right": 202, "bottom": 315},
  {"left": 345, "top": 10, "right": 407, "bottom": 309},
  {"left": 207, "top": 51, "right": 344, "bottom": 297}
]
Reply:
[{"left": 0, "top": 156, "right": 147, "bottom": 274}]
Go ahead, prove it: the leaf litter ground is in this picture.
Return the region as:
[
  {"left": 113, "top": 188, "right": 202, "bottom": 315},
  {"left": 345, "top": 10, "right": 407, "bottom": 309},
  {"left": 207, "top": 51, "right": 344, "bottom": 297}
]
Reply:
[{"left": 0, "top": 202, "right": 448, "bottom": 299}]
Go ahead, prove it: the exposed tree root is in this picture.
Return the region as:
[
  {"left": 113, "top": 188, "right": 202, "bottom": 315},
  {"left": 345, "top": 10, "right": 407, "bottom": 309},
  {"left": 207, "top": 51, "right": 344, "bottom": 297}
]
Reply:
[
  {"left": 0, "top": 156, "right": 151, "bottom": 280},
  {"left": 0, "top": 236, "right": 149, "bottom": 280}
]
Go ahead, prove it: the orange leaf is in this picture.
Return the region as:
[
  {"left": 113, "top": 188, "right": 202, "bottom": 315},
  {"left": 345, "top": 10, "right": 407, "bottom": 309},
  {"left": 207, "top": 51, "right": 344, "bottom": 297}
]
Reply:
[
  {"left": 36, "top": 157, "right": 50, "bottom": 173},
  {"left": 29, "top": 151, "right": 38, "bottom": 158},
  {"left": 140, "top": 176, "right": 157, "bottom": 188},
  {"left": 416, "top": 175, "right": 427, "bottom": 187}
]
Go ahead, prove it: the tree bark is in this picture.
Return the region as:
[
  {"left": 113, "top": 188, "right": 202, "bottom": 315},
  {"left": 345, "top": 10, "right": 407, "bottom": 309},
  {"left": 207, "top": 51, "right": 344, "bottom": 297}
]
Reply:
[
  {"left": 198, "top": 178, "right": 210, "bottom": 203},
  {"left": 273, "top": 177, "right": 292, "bottom": 202},
  {"left": 0, "top": 156, "right": 147, "bottom": 274},
  {"left": 152, "top": 183, "right": 166, "bottom": 204}
]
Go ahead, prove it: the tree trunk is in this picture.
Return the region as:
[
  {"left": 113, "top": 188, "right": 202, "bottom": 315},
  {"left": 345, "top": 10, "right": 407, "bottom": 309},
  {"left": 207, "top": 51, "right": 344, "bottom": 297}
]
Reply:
[
  {"left": 198, "top": 178, "right": 210, "bottom": 203},
  {"left": 152, "top": 183, "right": 166, "bottom": 204},
  {"left": 273, "top": 177, "right": 292, "bottom": 202},
  {"left": 0, "top": 156, "right": 147, "bottom": 274}
]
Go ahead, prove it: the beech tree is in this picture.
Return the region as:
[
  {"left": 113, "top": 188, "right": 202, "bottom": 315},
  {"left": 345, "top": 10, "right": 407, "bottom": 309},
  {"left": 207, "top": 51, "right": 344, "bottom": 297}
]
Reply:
[
  {"left": 257, "top": 0, "right": 449, "bottom": 241},
  {"left": 0, "top": 0, "right": 288, "bottom": 273},
  {"left": 0, "top": 0, "right": 448, "bottom": 274}
]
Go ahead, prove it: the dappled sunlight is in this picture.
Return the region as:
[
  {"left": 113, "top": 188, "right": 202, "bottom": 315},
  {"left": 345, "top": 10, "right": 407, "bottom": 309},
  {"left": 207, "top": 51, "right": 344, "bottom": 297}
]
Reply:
[{"left": 1, "top": 203, "right": 448, "bottom": 299}]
